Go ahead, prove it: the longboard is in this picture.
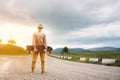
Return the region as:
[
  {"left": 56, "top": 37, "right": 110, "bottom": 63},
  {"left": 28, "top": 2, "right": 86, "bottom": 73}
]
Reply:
[{"left": 26, "top": 45, "right": 53, "bottom": 53}]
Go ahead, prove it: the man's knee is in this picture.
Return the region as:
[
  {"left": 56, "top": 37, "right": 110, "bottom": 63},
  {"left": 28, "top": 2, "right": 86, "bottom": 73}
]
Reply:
[
  {"left": 32, "top": 60, "right": 36, "bottom": 64},
  {"left": 41, "top": 60, "right": 45, "bottom": 64}
]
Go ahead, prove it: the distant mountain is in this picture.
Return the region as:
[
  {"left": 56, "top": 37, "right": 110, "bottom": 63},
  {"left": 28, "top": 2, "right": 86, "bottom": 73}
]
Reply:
[
  {"left": 53, "top": 47, "right": 120, "bottom": 53},
  {"left": 53, "top": 48, "right": 63, "bottom": 53},
  {"left": 53, "top": 48, "right": 85, "bottom": 53},
  {"left": 87, "top": 47, "right": 120, "bottom": 52},
  {"left": 69, "top": 48, "right": 85, "bottom": 52}
]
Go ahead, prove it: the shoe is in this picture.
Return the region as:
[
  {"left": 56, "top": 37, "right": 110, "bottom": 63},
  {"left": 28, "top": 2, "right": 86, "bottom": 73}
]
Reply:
[
  {"left": 41, "top": 70, "right": 45, "bottom": 74},
  {"left": 30, "top": 71, "right": 34, "bottom": 75}
]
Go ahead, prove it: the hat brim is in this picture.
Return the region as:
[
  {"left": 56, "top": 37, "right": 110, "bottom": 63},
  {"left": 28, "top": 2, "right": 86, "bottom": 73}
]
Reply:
[{"left": 38, "top": 27, "right": 43, "bottom": 29}]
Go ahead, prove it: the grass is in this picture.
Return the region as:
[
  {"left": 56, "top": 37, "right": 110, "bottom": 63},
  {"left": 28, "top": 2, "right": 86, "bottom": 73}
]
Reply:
[
  {"left": 55, "top": 52, "right": 120, "bottom": 59},
  {"left": 51, "top": 52, "right": 120, "bottom": 66},
  {"left": 0, "top": 44, "right": 27, "bottom": 55}
]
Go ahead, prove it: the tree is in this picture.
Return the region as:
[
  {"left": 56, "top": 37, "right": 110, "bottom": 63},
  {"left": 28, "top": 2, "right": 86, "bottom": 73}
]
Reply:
[
  {"left": 62, "top": 46, "right": 69, "bottom": 54},
  {"left": 8, "top": 39, "right": 16, "bottom": 45}
]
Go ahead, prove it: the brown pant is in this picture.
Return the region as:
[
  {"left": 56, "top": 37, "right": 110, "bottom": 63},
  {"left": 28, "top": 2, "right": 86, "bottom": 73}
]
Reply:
[{"left": 31, "top": 52, "right": 45, "bottom": 71}]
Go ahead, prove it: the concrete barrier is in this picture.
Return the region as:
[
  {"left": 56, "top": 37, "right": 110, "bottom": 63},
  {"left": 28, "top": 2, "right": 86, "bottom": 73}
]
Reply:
[
  {"left": 89, "top": 58, "right": 99, "bottom": 62},
  {"left": 49, "top": 54, "right": 53, "bottom": 56},
  {"left": 79, "top": 57, "right": 87, "bottom": 61},
  {"left": 64, "top": 56, "right": 67, "bottom": 59},
  {"left": 55, "top": 55, "right": 57, "bottom": 57},
  {"left": 102, "top": 59, "right": 116, "bottom": 64},
  {"left": 115, "top": 59, "right": 120, "bottom": 64},
  {"left": 57, "top": 56, "right": 60, "bottom": 58},
  {"left": 60, "top": 56, "right": 63, "bottom": 58},
  {"left": 53, "top": 55, "right": 56, "bottom": 57},
  {"left": 67, "top": 56, "right": 72, "bottom": 60}
]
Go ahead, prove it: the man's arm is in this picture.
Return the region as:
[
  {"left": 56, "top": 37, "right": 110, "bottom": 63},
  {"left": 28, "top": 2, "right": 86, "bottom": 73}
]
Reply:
[
  {"left": 43, "top": 34, "right": 47, "bottom": 51},
  {"left": 32, "top": 33, "right": 38, "bottom": 52}
]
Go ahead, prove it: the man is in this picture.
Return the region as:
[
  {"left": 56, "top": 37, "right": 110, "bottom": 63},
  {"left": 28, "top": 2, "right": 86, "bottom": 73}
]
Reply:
[{"left": 31, "top": 24, "right": 47, "bottom": 74}]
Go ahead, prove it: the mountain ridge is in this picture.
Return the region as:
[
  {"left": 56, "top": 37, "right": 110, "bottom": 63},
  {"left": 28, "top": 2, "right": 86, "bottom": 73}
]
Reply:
[{"left": 53, "top": 47, "right": 120, "bottom": 53}]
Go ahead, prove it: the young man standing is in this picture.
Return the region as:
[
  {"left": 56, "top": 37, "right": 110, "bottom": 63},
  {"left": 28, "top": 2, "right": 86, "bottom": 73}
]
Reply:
[{"left": 31, "top": 24, "right": 47, "bottom": 74}]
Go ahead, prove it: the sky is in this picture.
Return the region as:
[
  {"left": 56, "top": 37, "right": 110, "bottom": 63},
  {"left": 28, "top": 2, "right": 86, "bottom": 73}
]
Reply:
[{"left": 0, "top": 0, "right": 120, "bottom": 49}]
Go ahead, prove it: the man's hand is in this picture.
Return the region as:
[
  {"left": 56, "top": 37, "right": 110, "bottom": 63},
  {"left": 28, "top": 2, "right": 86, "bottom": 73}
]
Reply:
[
  {"left": 43, "top": 48, "right": 47, "bottom": 52},
  {"left": 34, "top": 48, "right": 38, "bottom": 53}
]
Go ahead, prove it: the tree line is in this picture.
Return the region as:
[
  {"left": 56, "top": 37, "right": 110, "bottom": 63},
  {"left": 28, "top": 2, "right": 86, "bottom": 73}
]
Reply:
[
  {"left": 0, "top": 39, "right": 16, "bottom": 45},
  {"left": 62, "top": 46, "right": 69, "bottom": 54}
]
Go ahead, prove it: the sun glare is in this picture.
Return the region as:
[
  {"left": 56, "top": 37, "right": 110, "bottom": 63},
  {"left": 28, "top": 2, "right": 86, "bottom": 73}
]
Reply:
[
  {"left": 0, "top": 23, "right": 35, "bottom": 48},
  {"left": 0, "top": 23, "right": 54, "bottom": 49}
]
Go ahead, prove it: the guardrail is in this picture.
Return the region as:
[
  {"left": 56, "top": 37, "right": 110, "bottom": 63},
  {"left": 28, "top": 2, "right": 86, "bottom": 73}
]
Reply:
[{"left": 48, "top": 54, "right": 120, "bottom": 66}]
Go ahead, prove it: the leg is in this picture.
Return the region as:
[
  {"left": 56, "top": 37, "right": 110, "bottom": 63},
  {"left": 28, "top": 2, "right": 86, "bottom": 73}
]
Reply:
[
  {"left": 31, "top": 52, "right": 38, "bottom": 72},
  {"left": 40, "top": 52, "right": 45, "bottom": 73}
]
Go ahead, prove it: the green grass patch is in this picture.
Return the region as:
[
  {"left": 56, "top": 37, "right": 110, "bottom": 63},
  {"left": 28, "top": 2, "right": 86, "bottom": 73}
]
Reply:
[
  {"left": 56, "top": 52, "right": 120, "bottom": 59},
  {"left": 51, "top": 52, "right": 120, "bottom": 66}
]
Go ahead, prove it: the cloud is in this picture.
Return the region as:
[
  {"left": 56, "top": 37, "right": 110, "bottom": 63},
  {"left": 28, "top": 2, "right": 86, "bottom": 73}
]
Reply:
[
  {"left": 63, "top": 21, "right": 120, "bottom": 46},
  {"left": 69, "top": 21, "right": 120, "bottom": 38},
  {"left": 0, "top": 0, "right": 120, "bottom": 28},
  {"left": 0, "top": 0, "right": 120, "bottom": 48}
]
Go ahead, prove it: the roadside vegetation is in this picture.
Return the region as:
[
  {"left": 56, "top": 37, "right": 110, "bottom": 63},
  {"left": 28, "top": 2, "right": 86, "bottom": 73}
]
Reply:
[
  {"left": 0, "top": 44, "right": 27, "bottom": 55},
  {"left": 58, "top": 52, "right": 120, "bottom": 59},
  {"left": 0, "top": 38, "right": 27, "bottom": 55},
  {"left": 50, "top": 52, "right": 120, "bottom": 66},
  {"left": 49, "top": 46, "right": 120, "bottom": 66}
]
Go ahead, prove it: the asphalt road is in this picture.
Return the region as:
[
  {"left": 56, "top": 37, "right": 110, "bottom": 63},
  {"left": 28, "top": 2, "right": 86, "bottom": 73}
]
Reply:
[{"left": 0, "top": 54, "right": 120, "bottom": 80}]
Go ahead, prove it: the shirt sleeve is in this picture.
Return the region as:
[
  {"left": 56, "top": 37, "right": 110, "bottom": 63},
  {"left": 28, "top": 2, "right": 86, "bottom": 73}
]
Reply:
[
  {"left": 32, "top": 33, "right": 37, "bottom": 49},
  {"left": 43, "top": 33, "right": 47, "bottom": 49}
]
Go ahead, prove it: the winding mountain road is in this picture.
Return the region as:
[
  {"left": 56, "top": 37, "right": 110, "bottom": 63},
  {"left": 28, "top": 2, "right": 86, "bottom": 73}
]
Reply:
[{"left": 0, "top": 54, "right": 120, "bottom": 80}]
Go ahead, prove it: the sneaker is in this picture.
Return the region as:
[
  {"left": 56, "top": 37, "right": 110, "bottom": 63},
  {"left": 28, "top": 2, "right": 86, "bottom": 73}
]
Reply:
[
  {"left": 30, "top": 71, "right": 34, "bottom": 75},
  {"left": 41, "top": 70, "right": 46, "bottom": 74}
]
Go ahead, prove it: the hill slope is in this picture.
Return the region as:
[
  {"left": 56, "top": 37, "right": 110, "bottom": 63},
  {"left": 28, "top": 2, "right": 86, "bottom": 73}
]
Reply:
[
  {"left": 0, "top": 44, "right": 27, "bottom": 55},
  {"left": 88, "top": 47, "right": 120, "bottom": 52}
]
